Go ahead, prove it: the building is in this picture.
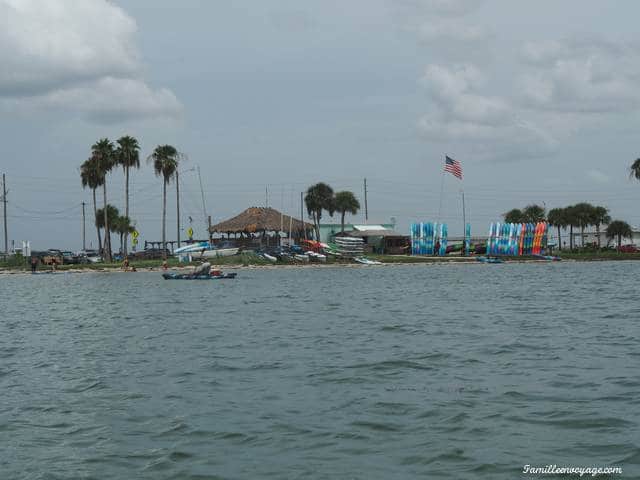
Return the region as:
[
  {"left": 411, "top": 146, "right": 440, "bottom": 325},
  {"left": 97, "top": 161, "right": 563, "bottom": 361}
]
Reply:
[
  {"left": 319, "top": 223, "right": 409, "bottom": 254},
  {"left": 565, "top": 229, "right": 640, "bottom": 248}
]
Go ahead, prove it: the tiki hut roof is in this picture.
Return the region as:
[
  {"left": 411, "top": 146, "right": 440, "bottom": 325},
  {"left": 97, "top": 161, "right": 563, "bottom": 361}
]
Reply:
[{"left": 210, "top": 207, "right": 313, "bottom": 233}]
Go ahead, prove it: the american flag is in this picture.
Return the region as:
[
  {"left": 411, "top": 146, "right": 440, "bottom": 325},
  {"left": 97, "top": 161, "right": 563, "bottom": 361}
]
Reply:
[{"left": 444, "top": 156, "right": 462, "bottom": 180}]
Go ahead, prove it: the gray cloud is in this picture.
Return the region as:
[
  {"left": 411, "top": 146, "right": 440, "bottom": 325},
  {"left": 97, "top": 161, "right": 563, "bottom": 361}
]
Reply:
[{"left": 0, "top": 0, "right": 182, "bottom": 122}]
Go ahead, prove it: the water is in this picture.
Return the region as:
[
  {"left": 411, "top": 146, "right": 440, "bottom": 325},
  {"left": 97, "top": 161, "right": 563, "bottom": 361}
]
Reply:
[{"left": 1, "top": 262, "right": 639, "bottom": 479}]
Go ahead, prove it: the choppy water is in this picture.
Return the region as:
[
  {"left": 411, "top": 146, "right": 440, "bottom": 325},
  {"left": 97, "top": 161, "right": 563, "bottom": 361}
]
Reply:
[{"left": 1, "top": 261, "right": 639, "bottom": 479}]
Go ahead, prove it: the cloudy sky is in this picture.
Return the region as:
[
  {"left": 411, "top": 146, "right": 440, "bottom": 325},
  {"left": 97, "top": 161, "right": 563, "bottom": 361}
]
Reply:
[{"left": 2, "top": 0, "right": 640, "bottom": 249}]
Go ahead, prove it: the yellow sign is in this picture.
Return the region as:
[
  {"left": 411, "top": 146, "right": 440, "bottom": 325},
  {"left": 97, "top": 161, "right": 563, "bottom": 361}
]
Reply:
[
  {"left": 132, "top": 230, "right": 139, "bottom": 239},
  {"left": 187, "top": 227, "right": 194, "bottom": 239},
  {"left": 132, "top": 238, "right": 138, "bottom": 245}
]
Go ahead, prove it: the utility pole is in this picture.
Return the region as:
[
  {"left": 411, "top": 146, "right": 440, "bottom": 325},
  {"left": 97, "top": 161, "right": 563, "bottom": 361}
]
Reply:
[
  {"left": 176, "top": 169, "right": 180, "bottom": 249},
  {"left": 196, "top": 165, "right": 208, "bottom": 234},
  {"left": 462, "top": 191, "right": 466, "bottom": 256},
  {"left": 265, "top": 186, "right": 269, "bottom": 208},
  {"left": 301, "top": 191, "right": 306, "bottom": 240},
  {"left": 2, "top": 174, "right": 7, "bottom": 254},
  {"left": 82, "top": 201, "right": 86, "bottom": 251},
  {"left": 363, "top": 177, "right": 368, "bottom": 223}
]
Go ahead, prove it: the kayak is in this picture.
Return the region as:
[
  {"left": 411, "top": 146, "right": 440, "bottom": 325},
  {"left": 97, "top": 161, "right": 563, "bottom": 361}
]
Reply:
[
  {"left": 532, "top": 254, "right": 561, "bottom": 261},
  {"left": 476, "top": 256, "right": 504, "bottom": 264},
  {"left": 354, "top": 257, "right": 382, "bottom": 265},
  {"left": 162, "top": 272, "right": 237, "bottom": 280}
]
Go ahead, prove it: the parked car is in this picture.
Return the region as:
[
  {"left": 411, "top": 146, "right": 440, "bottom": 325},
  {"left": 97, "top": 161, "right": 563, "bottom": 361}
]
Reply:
[
  {"left": 79, "top": 250, "right": 102, "bottom": 263},
  {"left": 42, "top": 249, "right": 63, "bottom": 265},
  {"left": 618, "top": 244, "right": 638, "bottom": 253},
  {"left": 61, "top": 251, "right": 80, "bottom": 264}
]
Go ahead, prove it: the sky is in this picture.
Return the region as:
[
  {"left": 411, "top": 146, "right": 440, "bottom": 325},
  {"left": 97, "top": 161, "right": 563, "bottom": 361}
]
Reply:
[{"left": 1, "top": 0, "right": 640, "bottom": 250}]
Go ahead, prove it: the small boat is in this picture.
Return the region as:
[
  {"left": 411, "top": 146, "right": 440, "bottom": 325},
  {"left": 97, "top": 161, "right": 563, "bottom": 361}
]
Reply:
[
  {"left": 476, "top": 256, "right": 504, "bottom": 264},
  {"left": 261, "top": 253, "right": 277, "bottom": 263},
  {"left": 293, "top": 254, "right": 310, "bottom": 263},
  {"left": 198, "top": 247, "right": 239, "bottom": 258},
  {"left": 354, "top": 257, "right": 382, "bottom": 265},
  {"left": 162, "top": 272, "right": 237, "bottom": 280},
  {"left": 532, "top": 254, "right": 561, "bottom": 261},
  {"left": 307, "top": 251, "right": 327, "bottom": 263}
]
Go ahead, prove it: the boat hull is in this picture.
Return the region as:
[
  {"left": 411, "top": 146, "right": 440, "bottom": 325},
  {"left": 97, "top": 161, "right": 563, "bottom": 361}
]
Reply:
[
  {"left": 162, "top": 272, "right": 237, "bottom": 280},
  {"left": 198, "top": 248, "right": 240, "bottom": 258}
]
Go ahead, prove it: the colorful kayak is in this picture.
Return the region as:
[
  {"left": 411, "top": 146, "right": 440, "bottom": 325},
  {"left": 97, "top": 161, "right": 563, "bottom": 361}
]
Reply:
[{"left": 162, "top": 272, "right": 237, "bottom": 280}]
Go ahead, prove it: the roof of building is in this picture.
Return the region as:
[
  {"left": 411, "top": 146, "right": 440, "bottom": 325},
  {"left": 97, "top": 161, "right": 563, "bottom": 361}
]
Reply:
[{"left": 209, "top": 207, "right": 313, "bottom": 233}]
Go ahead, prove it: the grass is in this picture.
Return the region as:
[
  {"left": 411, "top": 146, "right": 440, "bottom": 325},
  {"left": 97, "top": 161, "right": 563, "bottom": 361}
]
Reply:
[{"left": 3, "top": 249, "right": 640, "bottom": 272}]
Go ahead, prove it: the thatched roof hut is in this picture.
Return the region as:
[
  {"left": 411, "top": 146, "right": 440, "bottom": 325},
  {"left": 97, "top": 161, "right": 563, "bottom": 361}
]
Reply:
[{"left": 210, "top": 207, "right": 312, "bottom": 234}]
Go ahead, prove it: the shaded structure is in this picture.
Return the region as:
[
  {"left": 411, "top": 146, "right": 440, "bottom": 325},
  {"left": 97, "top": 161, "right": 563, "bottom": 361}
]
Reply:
[
  {"left": 343, "top": 226, "right": 409, "bottom": 254},
  {"left": 209, "top": 207, "right": 313, "bottom": 248}
]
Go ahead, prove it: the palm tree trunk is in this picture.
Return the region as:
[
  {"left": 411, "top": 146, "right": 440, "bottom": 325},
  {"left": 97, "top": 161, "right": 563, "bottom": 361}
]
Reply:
[
  {"left": 162, "top": 179, "right": 167, "bottom": 259},
  {"left": 569, "top": 225, "right": 574, "bottom": 250},
  {"left": 557, "top": 226, "right": 562, "bottom": 251},
  {"left": 93, "top": 188, "right": 102, "bottom": 254},
  {"left": 596, "top": 224, "right": 601, "bottom": 249},
  {"left": 124, "top": 165, "right": 129, "bottom": 257},
  {"left": 618, "top": 234, "right": 621, "bottom": 252},
  {"left": 103, "top": 183, "right": 111, "bottom": 262},
  {"left": 341, "top": 211, "right": 345, "bottom": 233}
]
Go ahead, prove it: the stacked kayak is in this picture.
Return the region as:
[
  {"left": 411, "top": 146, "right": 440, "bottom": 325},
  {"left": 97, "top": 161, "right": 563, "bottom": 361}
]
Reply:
[{"left": 476, "top": 256, "right": 504, "bottom": 264}]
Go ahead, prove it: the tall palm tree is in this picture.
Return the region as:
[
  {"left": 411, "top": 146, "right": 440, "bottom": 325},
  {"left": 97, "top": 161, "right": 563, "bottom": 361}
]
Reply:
[
  {"left": 148, "top": 145, "right": 181, "bottom": 259},
  {"left": 547, "top": 207, "right": 566, "bottom": 251},
  {"left": 91, "top": 138, "right": 116, "bottom": 262},
  {"left": 606, "top": 220, "right": 633, "bottom": 252},
  {"left": 304, "top": 182, "right": 335, "bottom": 240},
  {"left": 80, "top": 157, "right": 103, "bottom": 254},
  {"left": 115, "top": 136, "right": 140, "bottom": 257},
  {"left": 334, "top": 191, "right": 360, "bottom": 233},
  {"left": 592, "top": 206, "right": 611, "bottom": 250}
]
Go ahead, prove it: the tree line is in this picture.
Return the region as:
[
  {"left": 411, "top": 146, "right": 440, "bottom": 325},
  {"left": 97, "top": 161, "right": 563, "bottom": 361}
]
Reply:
[
  {"left": 504, "top": 203, "right": 633, "bottom": 251},
  {"left": 80, "top": 136, "right": 182, "bottom": 261},
  {"left": 304, "top": 182, "right": 360, "bottom": 240}
]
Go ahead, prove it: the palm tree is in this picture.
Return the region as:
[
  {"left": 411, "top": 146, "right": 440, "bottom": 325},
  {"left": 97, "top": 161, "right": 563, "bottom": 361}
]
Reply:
[
  {"left": 630, "top": 158, "right": 640, "bottom": 181},
  {"left": 115, "top": 136, "right": 140, "bottom": 258},
  {"left": 95, "top": 204, "right": 120, "bottom": 255},
  {"left": 606, "top": 220, "right": 633, "bottom": 252},
  {"left": 334, "top": 191, "right": 360, "bottom": 233},
  {"left": 547, "top": 207, "right": 567, "bottom": 251},
  {"left": 113, "top": 215, "right": 135, "bottom": 255},
  {"left": 592, "top": 206, "right": 611, "bottom": 250},
  {"left": 148, "top": 145, "right": 181, "bottom": 258},
  {"left": 80, "top": 157, "right": 103, "bottom": 254},
  {"left": 91, "top": 138, "right": 116, "bottom": 262},
  {"left": 304, "top": 182, "right": 335, "bottom": 240},
  {"left": 573, "top": 202, "right": 594, "bottom": 248},
  {"left": 564, "top": 205, "right": 578, "bottom": 250},
  {"left": 503, "top": 208, "right": 524, "bottom": 224},
  {"left": 522, "top": 204, "right": 546, "bottom": 223}
]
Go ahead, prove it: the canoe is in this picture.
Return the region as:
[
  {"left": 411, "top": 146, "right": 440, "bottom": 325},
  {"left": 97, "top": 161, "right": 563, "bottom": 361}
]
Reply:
[
  {"left": 162, "top": 272, "right": 237, "bottom": 280},
  {"left": 198, "top": 248, "right": 239, "bottom": 258},
  {"left": 476, "top": 256, "right": 504, "bottom": 264},
  {"left": 354, "top": 257, "right": 382, "bottom": 265},
  {"left": 532, "top": 254, "right": 561, "bottom": 261},
  {"left": 261, "top": 253, "right": 278, "bottom": 262}
]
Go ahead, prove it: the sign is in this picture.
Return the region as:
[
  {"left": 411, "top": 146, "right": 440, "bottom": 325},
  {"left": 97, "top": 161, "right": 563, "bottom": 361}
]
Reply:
[
  {"left": 132, "top": 238, "right": 138, "bottom": 246},
  {"left": 132, "top": 230, "right": 139, "bottom": 239},
  {"left": 187, "top": 227, "right": 193, "bottom": 239}
]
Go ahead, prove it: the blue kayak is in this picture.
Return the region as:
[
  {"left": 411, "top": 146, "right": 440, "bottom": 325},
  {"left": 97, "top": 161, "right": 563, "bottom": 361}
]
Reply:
[{"left": 162, "top": 272, "right": 237, "bottom": 280}]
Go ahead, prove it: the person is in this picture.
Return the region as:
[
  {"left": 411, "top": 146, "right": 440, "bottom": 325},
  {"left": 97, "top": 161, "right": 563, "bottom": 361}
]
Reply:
[
  {"left": 162, "top": 259, "right": 168, "bottom": 271},
  {"left": 51, "top": 257, "right": 57, "bottom": 271},
  {"left": 122, "top": 257, "right": 130, "bottom": 271},
  {"left": 192, "top": 261, "right": 211, "bottom": 277},
  {"left": 30, "top": 256, "right": 38, "bottom": 273}
]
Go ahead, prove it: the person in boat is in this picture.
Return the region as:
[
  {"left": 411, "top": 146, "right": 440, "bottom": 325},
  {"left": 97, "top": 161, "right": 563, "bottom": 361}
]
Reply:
[{"left": 192, "top": 261, "right": 211, "bottom": 277}]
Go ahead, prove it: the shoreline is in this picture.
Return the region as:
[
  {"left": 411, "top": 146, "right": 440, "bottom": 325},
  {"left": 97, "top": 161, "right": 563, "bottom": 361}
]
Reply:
[{"left": 1, "top": 254, "right": 639, "bottom": 275}]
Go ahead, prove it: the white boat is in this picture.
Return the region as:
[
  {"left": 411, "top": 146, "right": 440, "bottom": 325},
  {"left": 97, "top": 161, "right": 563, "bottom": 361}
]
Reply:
[
  {"left": 199, "top": 247, "right": 239, "bottom": 258},
  {"left": 354, "top": 257, "right": 382, "bottom": 265},
  {"left": 294, "top": 254, "right": 310, "bottom": 263},
  {"left": 262, "top": 253, "right": 277, "bottom": 262},
  {"left": 307, "top": 251, "right": 327, "bottom": 262},
  {"left": 174, "top": 242, "right": 208, "bottom": 254}
]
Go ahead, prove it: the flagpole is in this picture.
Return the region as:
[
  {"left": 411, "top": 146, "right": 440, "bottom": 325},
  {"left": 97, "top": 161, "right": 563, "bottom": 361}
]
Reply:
[{"left": 436, "top": 158, "right": 445, "bottom": 223}]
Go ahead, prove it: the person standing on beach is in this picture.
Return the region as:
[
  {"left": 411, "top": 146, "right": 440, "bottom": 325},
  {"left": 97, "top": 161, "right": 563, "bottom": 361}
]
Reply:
[{"left": 30, "top": 256, "right": 38, "bottom": 273}]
